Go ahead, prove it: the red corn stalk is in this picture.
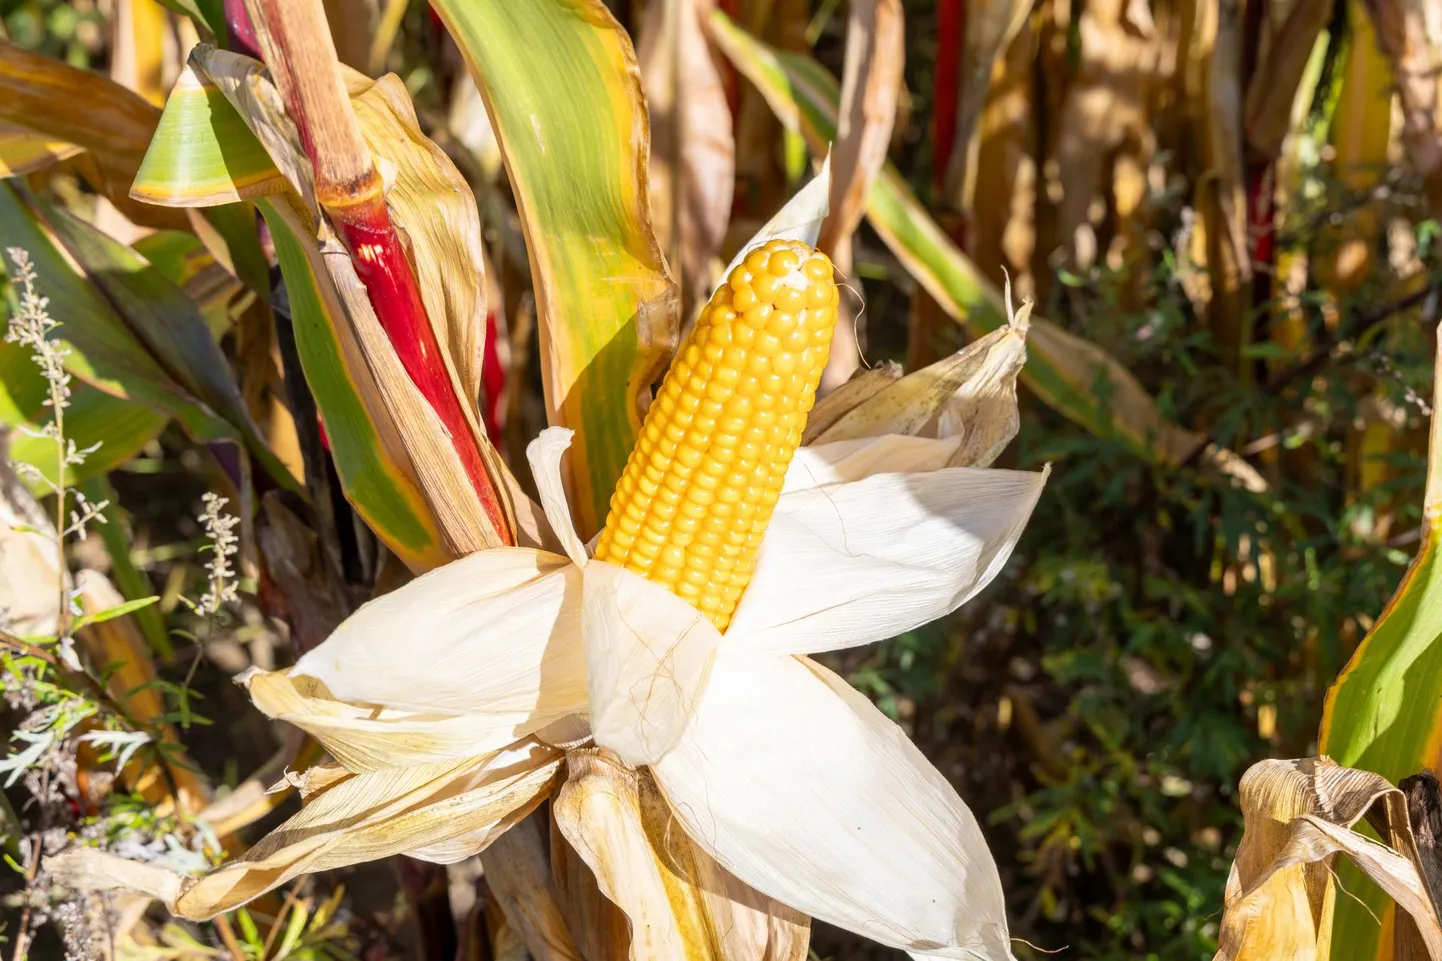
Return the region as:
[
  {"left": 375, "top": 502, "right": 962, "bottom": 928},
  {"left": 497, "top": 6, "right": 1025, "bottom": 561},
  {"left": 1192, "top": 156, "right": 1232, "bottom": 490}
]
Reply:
[
  {"left": 247, "top": 0, "right": 511, "bottom": 545},
  {"left": 932, "top": 0, "right": 963, "bottom": 198}
]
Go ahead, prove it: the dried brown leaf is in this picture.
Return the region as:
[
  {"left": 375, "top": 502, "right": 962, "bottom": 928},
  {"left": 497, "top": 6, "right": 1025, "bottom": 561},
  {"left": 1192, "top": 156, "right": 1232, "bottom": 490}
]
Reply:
[
  {"left": 1362, "top": 0, "right": 1442, "bottom": 220},
  {"left": 480, "top": 814, "right": 584, "bottom": 961},
  {"left": 940, "top": 0, "right": 1032, "bottom": 213},
  {"left": 553, "top": 749, "right": 809, "bottom": 961},
  {"left": 1214, "top": 757, "right": 1442, "bottom": 961},
  {"left": 640, "top": 0, "right": 736, "bottom": 314}
]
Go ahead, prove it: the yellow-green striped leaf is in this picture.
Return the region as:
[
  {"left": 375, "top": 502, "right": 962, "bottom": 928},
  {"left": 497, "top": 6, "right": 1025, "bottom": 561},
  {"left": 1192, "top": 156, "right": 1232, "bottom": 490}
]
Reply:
[
  {"left": 133, "top": 65, "right": 289, "bottom": 207},
  {"left": 431, "top": 0, "right": 679, "bottom": 537}
]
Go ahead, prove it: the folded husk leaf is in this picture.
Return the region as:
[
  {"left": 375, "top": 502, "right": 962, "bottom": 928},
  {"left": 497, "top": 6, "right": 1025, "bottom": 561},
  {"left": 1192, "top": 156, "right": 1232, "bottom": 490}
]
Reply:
[
  {"left": 802, "top": 360, "right": 902, "bottom": 443},
  {"left": 812, "top": 300, "right": 1028, "bottom": 468},
  {"left": 1214, "top": 757, "right": 1442, "bottom": 961},
  {"left": 51, "top": 740, "right": 561, "bottom": 919},
  {"left": 554, "top": 748, "right": 809, "bottom": 961}
]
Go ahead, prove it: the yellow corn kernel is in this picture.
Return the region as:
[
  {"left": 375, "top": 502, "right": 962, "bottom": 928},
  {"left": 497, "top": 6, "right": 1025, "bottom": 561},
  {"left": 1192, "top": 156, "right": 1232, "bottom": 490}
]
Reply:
[{"left": 594, "top": 239, "right": 839, "bottom": 631}]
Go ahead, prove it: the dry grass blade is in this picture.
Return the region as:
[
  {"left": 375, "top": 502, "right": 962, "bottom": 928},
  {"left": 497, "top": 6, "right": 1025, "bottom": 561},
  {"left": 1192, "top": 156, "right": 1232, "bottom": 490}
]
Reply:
[
  {"left": 940, "top": 0, "right": 1032, "bottom": 214},
  {"left": 1243, "top": 0, "right": 1333, "bottom": 158},
  {"left": 1362, "top": 0, "right": 1442, "bottom": 221},
  {"left": 479, "top": 814, "right": 584, "bottom": 961},
  {"left": 819, "top": 0, "right": 903, "bottom": 389},
  {"left": 1214, "top": 757, "right": 1442, "bottom": 961},
  {"left": 640, "top": 0, "right": 735, "bottom": 315}
]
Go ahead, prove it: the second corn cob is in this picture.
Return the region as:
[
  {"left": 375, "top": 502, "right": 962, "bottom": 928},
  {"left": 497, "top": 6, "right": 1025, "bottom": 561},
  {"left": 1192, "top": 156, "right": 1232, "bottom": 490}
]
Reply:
[{"left": 594, "top": 239, "right": 840, "bottom": 631}]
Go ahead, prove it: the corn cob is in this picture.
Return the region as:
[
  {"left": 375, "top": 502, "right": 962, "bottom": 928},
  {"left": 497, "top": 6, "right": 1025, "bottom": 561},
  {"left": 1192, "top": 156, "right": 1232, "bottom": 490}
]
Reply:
[{"left": 595, "top": 240, "right": 839, "bottom": 631}]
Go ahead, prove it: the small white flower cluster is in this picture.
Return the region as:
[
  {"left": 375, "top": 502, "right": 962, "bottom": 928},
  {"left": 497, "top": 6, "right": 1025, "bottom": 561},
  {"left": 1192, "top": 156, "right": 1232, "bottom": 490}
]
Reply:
[
  {"left": 196, "top": 492, "right": 240, "bottom": 616},
  {"left": 5, "top": 247, "right": 71, "bottom": 412}
]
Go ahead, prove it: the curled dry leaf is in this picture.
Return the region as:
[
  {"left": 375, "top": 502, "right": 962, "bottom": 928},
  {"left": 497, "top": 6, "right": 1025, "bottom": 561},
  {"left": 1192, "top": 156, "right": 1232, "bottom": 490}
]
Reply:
[
  {"left": 813, "top": 297, "right": 1028, "bottom": 469},
  {"left": 801, "top": 360, "right": 902, "bottom": 443},
  {"left": 1214, "top": 757, "right": 1442, "bottom": 961},
  {"left": 639, "top": 0, "right": 735, "bottom": 314}
]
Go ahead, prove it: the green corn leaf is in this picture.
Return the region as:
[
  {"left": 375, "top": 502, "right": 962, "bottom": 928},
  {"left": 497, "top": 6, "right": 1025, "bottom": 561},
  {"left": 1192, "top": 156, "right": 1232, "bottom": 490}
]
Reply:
[
  {"left": 24, "top": 191, "right": 297, "bottom": 492},
  {"left": 430, "top": 0, "right": 679, "bottom": 537},
  {"left": 707, "top": 12, "right": 1210, "bottom": 467},
  {"left": 0, "top": 183, "right": 233, "bottom": 445},
  {"left": 1319, "top": 339, "right": 1442, "bottom": 956}
]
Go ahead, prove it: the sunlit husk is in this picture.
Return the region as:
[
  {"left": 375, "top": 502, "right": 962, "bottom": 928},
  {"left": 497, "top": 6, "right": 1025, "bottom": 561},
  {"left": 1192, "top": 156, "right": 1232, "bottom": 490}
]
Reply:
[{"left": 653, "top": 652, "right": 1013, "bottom": 960}]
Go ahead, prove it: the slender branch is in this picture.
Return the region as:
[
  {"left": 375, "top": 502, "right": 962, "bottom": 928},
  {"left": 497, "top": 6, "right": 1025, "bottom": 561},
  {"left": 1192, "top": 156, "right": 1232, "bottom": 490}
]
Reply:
[
  {"left": 1179, "top": 279, "right": 1442, "bottom": 469},
  {"left": 9, "top": 767, "right": 50, "bottom": 961}
]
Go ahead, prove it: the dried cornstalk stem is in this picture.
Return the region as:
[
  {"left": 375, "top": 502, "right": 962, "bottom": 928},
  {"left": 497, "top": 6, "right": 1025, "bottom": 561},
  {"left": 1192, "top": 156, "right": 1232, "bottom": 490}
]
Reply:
[{"left": 246, "top": 0, "right": 511, "bottom": 544}]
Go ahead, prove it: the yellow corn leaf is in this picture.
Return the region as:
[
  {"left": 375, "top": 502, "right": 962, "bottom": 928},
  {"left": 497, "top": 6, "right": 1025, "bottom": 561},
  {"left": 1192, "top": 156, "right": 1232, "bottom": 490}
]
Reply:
[
  {"left": 639, "top": 0, "right": 735, "bottom": 315},
  {"left": 554, "top": 748, "right": 810, "bottom": 961},
  {"left": 1214, "top": 757, "right": 1442, "bottom": 961},
  {"left": 111, "top": 0, "right": 175, "bottom": 107},
  {"left": 1318, "top": 0, "right": 1393, "bottom": 295},
  {"left": 940, "top": 0, "right": 1032, "bottom": 214},
  {"left": 0, "top": 120, "right": 82, "bottom": 177},
  {"left": 1363, "top": 0, "right": 1442, "bottom": 220}
]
